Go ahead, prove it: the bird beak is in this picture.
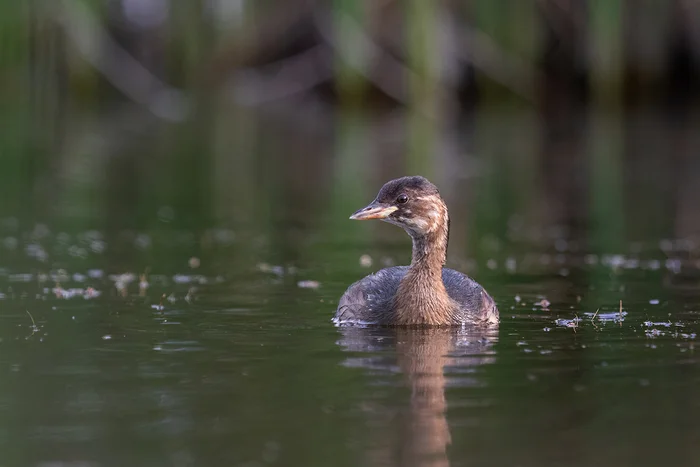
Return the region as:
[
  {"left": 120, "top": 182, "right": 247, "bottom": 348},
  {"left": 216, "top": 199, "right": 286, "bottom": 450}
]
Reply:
[{"left": 349, "top": 201, "right": 398, "bottom": 220}]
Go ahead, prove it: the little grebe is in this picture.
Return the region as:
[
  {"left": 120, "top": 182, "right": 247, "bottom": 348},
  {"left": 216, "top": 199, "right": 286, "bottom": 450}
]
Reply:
[{"left": 334, "top": 176, "right": 499, "bottom": 326}]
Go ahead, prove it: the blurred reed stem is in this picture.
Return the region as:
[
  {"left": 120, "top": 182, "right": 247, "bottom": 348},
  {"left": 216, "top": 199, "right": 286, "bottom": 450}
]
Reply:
[
  {"left": 333, "top": 0, "right": 369, "bottom": 109},
  {"left": 405, "top": 0, "right": 439, "bottom": 177},
  {"left": 588, "top": 0, "right": 624, "bottom": 106}
]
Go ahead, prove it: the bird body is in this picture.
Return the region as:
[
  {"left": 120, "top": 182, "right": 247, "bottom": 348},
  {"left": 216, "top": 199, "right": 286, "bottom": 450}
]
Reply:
[
  {"left": 334, "top": 266, "right": 498, "bottom": 326},
  {"left": 334, "top": 176, "right": 499, "bottom": 327}
]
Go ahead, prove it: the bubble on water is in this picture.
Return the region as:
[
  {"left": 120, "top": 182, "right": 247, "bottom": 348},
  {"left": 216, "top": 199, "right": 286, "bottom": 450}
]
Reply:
[
  {"left": 31, "top": 224, "right": 51, "bottom": 239},
  {"left": 68, "top": 245, "right": 88, "bottom": 258},
  {"left": 158, "top": 206, "right": 175, "bottom": 222},
  {"left": 211, "top": 228, "right": 235, "bottom": 245},
  {"left": 584, "top": 254, "right": 598, "bottom": 265},
  {"left": 173, "top": 274, "right": 192, "bottom": 284},
  {"left": 649, "top": 299, "right": 660, "bottom": 305},
  {"left": 554, "top": 239, "right": 568, "bottom": 252},
  {"left": 9, "top": 274, "right": 33, "bottom": 282},
  {"left": 134, "top": 234, "right": 152, "bottom": 250},
  {"left": 88, "top": 269, "right": 104, "bottom": 279},
  {"left": 3, "top": 237, "right": 17, "bottom": 250},
  {"left": 73, "top": 273, "right": 87, "bottom": 282},
  {"left": 0, "top": 217, "right": 18, "bottom": 230},
  {"left": 665, "top": 258, "right": 681, "bottom": 274},
  {"left": 659, "top": 239, "right": 673, "bottom": 252},
  {"left": 56, "top": 232, "right": 72, "bottom": 245},
  {"left": 507, "top": 214, "right": 524, "bottom": 231},
  {"left": 25, "top": 243, "right": 48, "bottom": 262},
  {"left": 629, "top": 241, "right": 642, "bottom": 253},
  {"left": 90, "top": 240, "right": 106, "bottom": 254},
  {"left": 102, "top": 335, "right": 112, "bottom": 340}
]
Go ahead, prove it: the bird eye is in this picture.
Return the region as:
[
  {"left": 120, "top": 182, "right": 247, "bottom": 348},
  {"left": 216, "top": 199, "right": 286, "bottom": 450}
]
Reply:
[{"left": 396, "top": 194, "right": 408, "bottom": 204}]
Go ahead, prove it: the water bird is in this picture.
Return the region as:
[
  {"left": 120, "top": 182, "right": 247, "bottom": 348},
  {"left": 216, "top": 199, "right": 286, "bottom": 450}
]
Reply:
[{"left": 334, "top": 176, "right": 499, "bottom": 326}]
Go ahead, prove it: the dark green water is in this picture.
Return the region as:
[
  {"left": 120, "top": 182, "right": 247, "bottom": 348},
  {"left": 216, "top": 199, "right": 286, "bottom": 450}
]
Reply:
[{"left": 1, "top": 108, "right": 700, "bottom": 467}]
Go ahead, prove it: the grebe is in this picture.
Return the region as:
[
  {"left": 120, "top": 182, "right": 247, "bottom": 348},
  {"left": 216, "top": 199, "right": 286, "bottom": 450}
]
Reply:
[{"left": 334, "top": 176, "right": 498, "bottom": 326}]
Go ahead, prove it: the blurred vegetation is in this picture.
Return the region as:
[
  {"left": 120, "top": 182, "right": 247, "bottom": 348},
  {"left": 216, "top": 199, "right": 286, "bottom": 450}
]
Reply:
[{"left": 0, "top": 0, "right": 699, "bottom": 257}]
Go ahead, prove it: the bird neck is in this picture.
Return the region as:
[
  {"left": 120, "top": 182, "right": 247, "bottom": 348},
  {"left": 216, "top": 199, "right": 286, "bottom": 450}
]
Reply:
[
  {"left": 393, "top": 213, "right": 454, "bottom": 325},
  {"left": 410, "top": 229, "right": 448, "bottom": 273},
  {"left": 409, "top": 207, "right": 450, "bottom": 272}
]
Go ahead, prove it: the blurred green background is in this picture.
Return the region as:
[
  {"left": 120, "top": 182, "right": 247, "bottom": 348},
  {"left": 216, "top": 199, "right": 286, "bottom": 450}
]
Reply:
[{"left": 1, "top": 0, "right": 699, "bottom": 254}]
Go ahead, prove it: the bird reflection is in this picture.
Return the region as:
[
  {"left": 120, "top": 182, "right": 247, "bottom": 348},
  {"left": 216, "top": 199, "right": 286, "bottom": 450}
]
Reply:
[{"left": 337, "top": 326, "right": 498, "bottom": 467}]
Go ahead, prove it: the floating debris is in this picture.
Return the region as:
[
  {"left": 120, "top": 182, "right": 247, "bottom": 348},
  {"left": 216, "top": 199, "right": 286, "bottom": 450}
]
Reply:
[
  {"left": 84, "top": 287, "right": 101, "bottom": 299},
  {"left": 9, "top": 274, "right": 33, "bottom": 282},
  {"left": 584, "top": 310, "right": 628, "bottom": 322},
  {"left": 359, "top": 254, "right": 373, "bottom": 268},
  {"left": 649, "top": 299, "right": 660, "bottom": 305},
  {"left": 101, "top": 335, "right": 112, "bottom": 340},
  {"left": 173, "top": 274, "right": 192, "bottom": 284},
  {"left": 257, "top": 263, "right": 285, "bottom": 276},
  {"left": 534, "top": 299, "right": 551, "bottom": 309},
  {"left": 151, "top": 304, "right": 164, "bottom": 311},
  {"left": 643, "top": 321, "right": 672, "bottom": 328},
  {"left": 185, "top": 287, "right": 197, "bottom": 303},
  {"left": 297, "top": 280, "right": 320, "bottom": 289},
  {"left": 139, "top": 273, "right": 149, "bottom": 296},
  {"left": 555, "top": 317, "right": 581, "bottom": 328}
]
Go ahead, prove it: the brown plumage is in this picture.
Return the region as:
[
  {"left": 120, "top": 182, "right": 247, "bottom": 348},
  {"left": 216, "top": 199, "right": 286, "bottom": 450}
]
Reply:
[{"left": 334, "top": 176, "right": 499, "bottom": 327}]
